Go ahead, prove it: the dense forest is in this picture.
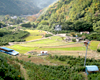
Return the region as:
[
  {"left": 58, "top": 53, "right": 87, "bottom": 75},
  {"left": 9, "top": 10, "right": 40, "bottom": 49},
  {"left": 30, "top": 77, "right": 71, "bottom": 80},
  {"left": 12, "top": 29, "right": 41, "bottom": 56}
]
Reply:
[
  {"left": 36, "top": 0, "right": 100, "bottom": 32},
  {"left": 0, "top": 0, "right": 56, "bottom": 15}
]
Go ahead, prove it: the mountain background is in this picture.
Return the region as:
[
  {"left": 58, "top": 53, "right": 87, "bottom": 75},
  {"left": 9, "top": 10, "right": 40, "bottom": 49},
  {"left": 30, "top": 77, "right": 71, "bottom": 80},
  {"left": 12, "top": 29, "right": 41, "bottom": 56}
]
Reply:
[
  {"left": 0, "top": 0, "right": 57, "bottom": 15},
  {"left": 36, "top": 0, "right": 100, "bottom": 32}
]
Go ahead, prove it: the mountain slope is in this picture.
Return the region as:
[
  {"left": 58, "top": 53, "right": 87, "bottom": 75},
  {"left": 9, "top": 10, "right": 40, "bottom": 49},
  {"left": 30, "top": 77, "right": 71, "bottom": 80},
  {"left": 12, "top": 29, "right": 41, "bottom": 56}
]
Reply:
[
  {"left": 0, "top": 0, "right": 57, "bottom": 15},
  {"left": 36, "top": 0, "right": 100, "bottom": 32}
]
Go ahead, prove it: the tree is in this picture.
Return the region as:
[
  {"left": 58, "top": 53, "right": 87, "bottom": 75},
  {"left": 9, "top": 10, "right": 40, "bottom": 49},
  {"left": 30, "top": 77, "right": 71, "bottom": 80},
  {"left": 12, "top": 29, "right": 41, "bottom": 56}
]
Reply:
[
  {"left": 93, "top": 21, "right": 100, "bottom": 33},
  {"left": 74, "top": 21, "right": 93, "bottom": 32},
  {"left": 40, "top": 20, "right": 49, "bottom": 25},
  {"left": 21, "top": 22, "right": 32, "bottom": 28}
]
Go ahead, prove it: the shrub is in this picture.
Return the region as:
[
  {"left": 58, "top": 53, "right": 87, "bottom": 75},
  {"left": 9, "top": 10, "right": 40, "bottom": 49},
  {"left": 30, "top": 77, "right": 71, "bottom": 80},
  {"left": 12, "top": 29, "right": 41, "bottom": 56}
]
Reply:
[
  {"left": 77, "top": 33, "right": 82, "bottom": 37},
  {"left": 45, "top": 34, "right": 53, "bottom": 37},
  {"left": 97, "top": 49, "right": 100, "bottom": 52},
  {"left": 28, "top": 55, "right": 31, "bottom": 58},
  {"left": 72, "top": 39, "right": 76, "bottom": 42},
  {"left": 70, "top": 32, "right": 76, "bottom": 37}
]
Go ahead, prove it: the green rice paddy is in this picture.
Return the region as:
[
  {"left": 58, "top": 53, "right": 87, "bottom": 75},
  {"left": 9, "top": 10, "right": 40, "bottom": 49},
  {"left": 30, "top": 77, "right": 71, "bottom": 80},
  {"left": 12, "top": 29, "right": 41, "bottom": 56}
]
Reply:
[
  {"left": 89, "top": 41, "right": 100, "bottom": 50},
  {"left": 7, "top": 30, "right": 100, "bottom": 54},
  {"left": 24, "top": 30, "right": 46, "bottom": 41}
]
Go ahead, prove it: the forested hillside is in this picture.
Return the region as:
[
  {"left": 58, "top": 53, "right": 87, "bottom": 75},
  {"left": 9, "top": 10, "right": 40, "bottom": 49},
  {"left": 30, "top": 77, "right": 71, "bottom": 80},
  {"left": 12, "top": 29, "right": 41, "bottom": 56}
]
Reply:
[
  {"left": 36, "top": 0, "right": 100, "bottom": 32},
  {"left": 0, "top": 0, "right": 56, "bottom": 15}
]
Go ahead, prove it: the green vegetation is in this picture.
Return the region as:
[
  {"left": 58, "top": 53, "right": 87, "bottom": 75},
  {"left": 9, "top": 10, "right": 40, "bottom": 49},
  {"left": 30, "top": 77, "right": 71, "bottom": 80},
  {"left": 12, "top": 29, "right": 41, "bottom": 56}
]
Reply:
[
  {"left": 89, "top": 41, "right": 100, "bottom": 50},
  {"left": 0, "top": 0, "right": 40, "bottom": 15},
  {"left": 21, "top": 22, "right": 36, "bottom": 28},
  {"left": 13, "top": 55, "right": 100, "bottom": 80},
  {"left": 0, "top": 53, "right": 24, "bottom": 80},
  {"left": 0, "top": 22, "right": 6, "bottom": 28},
  {"left": 0, "top": 0, "right": 56, "bottom": 15},
  {"left": 47, "top": 55, "right": 100, "bottom": 80},
  {"left": 72, "top": 39, "right": 76, "bottom": 42},
  {"left": 7, "top": 36, "right": 85, "bottom": 53},
  {"left": 7, "top": 36, "right": 100, "bottom": 54},
  {"left": 45, "top": 34, "right": 53, "bottom": 37},
  {"left": 86, "top": 33, "right": 100, "bottom": 41},
  {"left": 36, "top": 0, "right": 100, "bottom": 33},
  {"left": 24, "top": 30, "right": 45, "bottom": 41},
  {"left": 16, "top": 56, "right": 85, "bottom": 80},
  {"left": 97, "top": 49, "right": 100, "bottom": 52},
  {"left": 22, "top": 36, "right": 65, "bottom": 47},
  {"left": 8, "top": 45, "right": 35, "bottom": 53},
  {"left": 76, "top": 33, "right": 100, "bottom": 41},
  {"left": 2, "top": 15, "right": 23, "bottom": 25},
  {"left": 10, "top": 44, "right": 84, "bottom": 53},
  {"left": 0, "top": 29, "right": 29, "bottom": 46}
]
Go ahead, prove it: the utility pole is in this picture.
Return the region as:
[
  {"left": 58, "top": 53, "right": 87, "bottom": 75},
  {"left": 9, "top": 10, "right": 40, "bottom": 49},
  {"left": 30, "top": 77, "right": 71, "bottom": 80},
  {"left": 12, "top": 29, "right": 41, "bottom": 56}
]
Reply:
[{"left": 84, "top": 39, "right": 90, "bottom": 66}]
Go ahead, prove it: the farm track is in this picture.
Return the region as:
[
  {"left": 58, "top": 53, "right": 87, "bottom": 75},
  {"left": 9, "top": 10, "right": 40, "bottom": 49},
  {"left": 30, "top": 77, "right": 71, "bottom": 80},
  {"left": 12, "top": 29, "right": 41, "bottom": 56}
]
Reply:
[{"left": 14, "top": 61, "right": 29, "bottom": 80}]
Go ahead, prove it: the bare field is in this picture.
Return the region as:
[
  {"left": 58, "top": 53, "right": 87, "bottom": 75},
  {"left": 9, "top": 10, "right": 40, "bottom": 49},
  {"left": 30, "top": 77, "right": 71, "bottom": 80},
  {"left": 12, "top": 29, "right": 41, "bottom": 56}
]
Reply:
[{"left": 14, "top": 49, "right": 100, "bottom": 66}]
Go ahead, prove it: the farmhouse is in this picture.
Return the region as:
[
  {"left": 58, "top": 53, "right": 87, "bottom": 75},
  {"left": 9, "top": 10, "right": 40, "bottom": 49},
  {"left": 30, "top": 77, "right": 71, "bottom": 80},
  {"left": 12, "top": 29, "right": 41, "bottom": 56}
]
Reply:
[{"left": 80, "top": 31, "right": 89, "bottom": 34}]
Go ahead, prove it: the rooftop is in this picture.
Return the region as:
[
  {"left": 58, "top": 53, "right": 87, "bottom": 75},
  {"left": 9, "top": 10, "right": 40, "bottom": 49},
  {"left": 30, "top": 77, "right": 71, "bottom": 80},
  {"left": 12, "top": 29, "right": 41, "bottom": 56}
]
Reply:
[
  {"left": 86, "top": 65, "right": 99, "bottom": 71},
  {"left": 0, "top": 47, "right": 13, "bottom": 51}
]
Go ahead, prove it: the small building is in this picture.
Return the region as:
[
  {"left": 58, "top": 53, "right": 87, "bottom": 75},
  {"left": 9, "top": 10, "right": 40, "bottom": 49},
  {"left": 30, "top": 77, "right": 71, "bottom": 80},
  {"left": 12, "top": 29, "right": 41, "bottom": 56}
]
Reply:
[
  {"left": 65, "top": 37, "right": 71, "bottom": 41},
  {"left": 11, "top": 16, "right": 17, "bottom": 19},
  {"left": 76, "top": 37, "right": 83, "bottom": 42},
  {"left": 85, "top": 65, "right": 99, "bottom": 75},
  {"left": 37, "top": 51, "right": 48, "bottom": 56},
  {"left": 80, "top": 31, "right": 89, "bottom": 34},
  {"left": 55, "top": 25, "right": 62, "bottom": 31},
  {"left": 0, "top": 47, "right": 19, "bottom": 56}
]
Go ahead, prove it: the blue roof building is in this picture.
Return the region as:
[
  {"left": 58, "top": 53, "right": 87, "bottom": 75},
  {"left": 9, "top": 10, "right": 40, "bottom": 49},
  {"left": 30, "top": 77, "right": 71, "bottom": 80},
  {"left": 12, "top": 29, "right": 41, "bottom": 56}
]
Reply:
[
  {"left": 0, "top": 47, "right": 19, "bottom": 56},
  {"left": 85, "top": 65, "right": 99, "bottom": 75},
  {"left": 0, "top": 47, "right": 13, "bottom": 51}
]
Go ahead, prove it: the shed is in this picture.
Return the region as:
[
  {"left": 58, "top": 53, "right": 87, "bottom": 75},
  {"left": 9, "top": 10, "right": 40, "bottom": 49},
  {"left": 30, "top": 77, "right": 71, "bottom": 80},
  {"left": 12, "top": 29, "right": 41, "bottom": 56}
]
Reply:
[
  {"left": 76, "top": 37, "right": 83, "bottom": 42},
  {"left": 85, "top": 65, "right": 99, "bottom": 75},
  {"left": 37, "top": 51, "right": 48, "bottom": 56}
]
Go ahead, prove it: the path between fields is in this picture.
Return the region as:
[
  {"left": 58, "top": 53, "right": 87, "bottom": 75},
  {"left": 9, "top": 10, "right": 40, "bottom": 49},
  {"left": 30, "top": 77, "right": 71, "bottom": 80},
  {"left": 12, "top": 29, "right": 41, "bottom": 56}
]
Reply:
[{"left": 16, "top": 62, "right": 29, "bottom": 80}]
